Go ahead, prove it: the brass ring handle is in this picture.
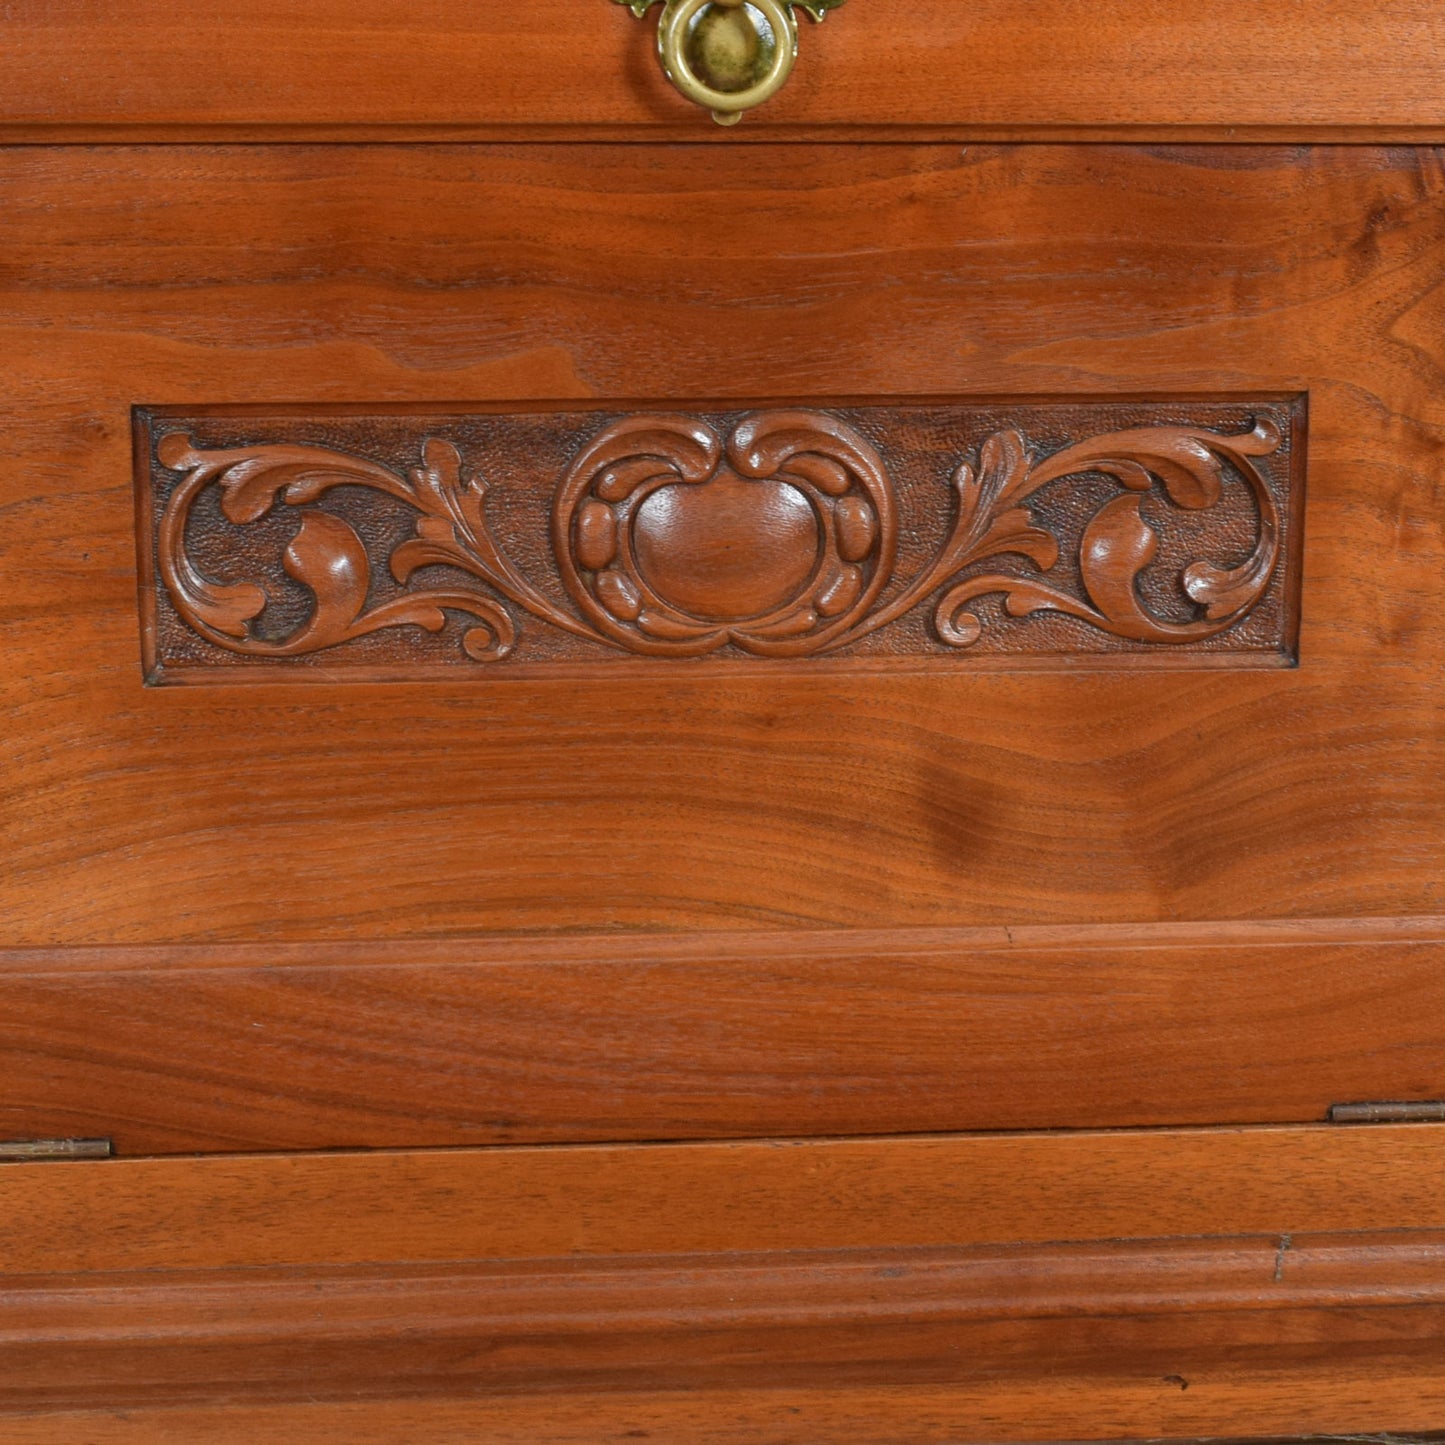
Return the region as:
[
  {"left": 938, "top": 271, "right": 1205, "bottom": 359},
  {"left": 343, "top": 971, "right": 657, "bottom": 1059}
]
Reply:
[
  {"left": 615, "top": 0, "right": 846, "bottom": 126},
  {"left": 659, "top": 0, "right": 796, "bottom": 125}
]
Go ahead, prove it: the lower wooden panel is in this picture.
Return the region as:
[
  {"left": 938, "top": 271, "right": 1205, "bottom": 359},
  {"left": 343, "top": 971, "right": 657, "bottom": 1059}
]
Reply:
[
  {"left": 5, "top": 1125, "right": 1445, "bottom": 1437},
  {"left": 3, "top": 918, "right": 1443, "bottom": 1152}
]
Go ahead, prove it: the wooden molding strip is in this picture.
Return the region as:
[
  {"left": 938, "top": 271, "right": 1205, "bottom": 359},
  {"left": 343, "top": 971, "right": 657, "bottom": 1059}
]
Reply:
[
  {"left": 12, "top": 1386, "right": 1445, "bottom": 1445},
  {"left": 5, "top": 1229, "right": 1445, "bottom": 1428},
  {"left": 10, "top": 1230, "right": 1445, "bottom": 1347},
  {"left": 1, "top": 919, "right": 1443, "bottom": 1153},
  {"left": 10, "top": 124, "right": 1445, "bottom": 145},
  {"left": 6, "top": 1126, "right": 1445, "bottom": 1433},
  {"left": 7, "top": 915, "right": 1441, "bottom": 973}
]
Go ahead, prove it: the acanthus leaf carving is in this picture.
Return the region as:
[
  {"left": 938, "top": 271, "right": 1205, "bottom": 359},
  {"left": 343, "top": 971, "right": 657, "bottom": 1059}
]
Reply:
[
  {"left": 928, "top": 417, "right": 1284, "bottom": 650},
  {"left": 147, "top": 404, "right": 1298, "bottom": 676}
]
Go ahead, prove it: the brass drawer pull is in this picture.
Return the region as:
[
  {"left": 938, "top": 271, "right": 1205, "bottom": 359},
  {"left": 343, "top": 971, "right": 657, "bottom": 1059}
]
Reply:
[{"left": 615, "top": 0, "right": 845, "bottom": 125}]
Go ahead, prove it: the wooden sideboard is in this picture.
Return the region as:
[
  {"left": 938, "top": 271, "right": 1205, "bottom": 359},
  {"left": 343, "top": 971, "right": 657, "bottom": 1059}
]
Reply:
[{"left": 2, "top": 3, "right": 1444, "bottom": 1438}]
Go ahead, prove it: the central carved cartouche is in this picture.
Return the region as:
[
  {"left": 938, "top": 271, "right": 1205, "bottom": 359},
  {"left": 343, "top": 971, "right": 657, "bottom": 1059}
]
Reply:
[
  {"left": 552, "top": 412, "right": 896, "bottom": 655},
  {"left": 633, "top": 473, "right": 819, "bottom": 621}
]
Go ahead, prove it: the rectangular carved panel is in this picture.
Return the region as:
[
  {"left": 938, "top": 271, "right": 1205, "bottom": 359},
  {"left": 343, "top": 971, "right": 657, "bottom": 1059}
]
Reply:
[{"left": 136, "top": 397, "right": 1305, "bottom": 682}]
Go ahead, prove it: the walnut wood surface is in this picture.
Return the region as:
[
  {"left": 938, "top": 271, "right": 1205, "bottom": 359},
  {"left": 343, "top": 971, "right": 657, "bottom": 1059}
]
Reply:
[
  {"left": 4, "top": 1233, "right": 1445, "bottom": 1417},
  {"left": 11, "top": 1393, "right": 1445, "bottom": 1445},
  {"left": 8, "top": 1125, "right": 1445, "bottom": 1272},
  {"left": 5, "top": 1129, "right": 1445, "bottom": 1434},
  {"left": 138, "top": 400, "right": 1302, "bottom": 678},
  {"left": 1, "top": 1, "right": 1445, "bottom": 140},
  {"left": 13, "top": 1393, "right": 1445, "bottom": 1445},
  {"left": 3, "top": 921, "right": 1444, "bottom": 1153},
  {"left": 1, "top": 144, "right": 1440, "bottom": 954},
  {"left": 3, "top": 18, "right": 1444, "bottom": 1436}
]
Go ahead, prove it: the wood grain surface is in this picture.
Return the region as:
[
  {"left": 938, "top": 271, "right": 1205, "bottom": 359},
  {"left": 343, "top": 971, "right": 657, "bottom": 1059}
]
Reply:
[
  {"left": 10, "top": 1388, "right": 1445, "bottom": 1445},
  {"left": 2, "top": 920, "right": 1443, "bottom": 1152},
  {"left": 4, "top": 1127, "right": 1445, "bottom": 1435},
  {"left": 4, "top": 1232, "right": 1445, "bottom": 1414},
  {"left": 6, "top": 1124, "right": 1445, "bottom": 1272},
  {"left": 1, "top": 144, "right": 1442, "bottom": 952},
  {"left": 4, "top": 15, "right": 1445, "bottom": 1436},
  {"left": 1, "top": 1, "right": 1445, "bottom": 140}
]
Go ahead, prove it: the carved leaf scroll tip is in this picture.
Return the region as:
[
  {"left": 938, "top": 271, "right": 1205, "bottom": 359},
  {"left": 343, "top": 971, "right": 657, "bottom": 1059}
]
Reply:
[
  {"left": 156, "top": 434, "right": 526, "bottom": 664},
  {"left": 930, "top": 418, "right": 1285, "bottom": 651},
  {"left": 156, "top": 432, "right": 198, "bottom": 471}
]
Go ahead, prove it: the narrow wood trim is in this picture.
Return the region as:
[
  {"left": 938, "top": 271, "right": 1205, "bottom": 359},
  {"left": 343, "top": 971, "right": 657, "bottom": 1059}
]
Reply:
[
  {"left": 8, "top": 914, "right": 1441, "bottom": 975},
  {"left": 9, "top": 124, "right": 1445, "bottom": 144},
  {"left": 11, "top": 1384, "right": 1445, "bottom": 1445},
  {"left": 6, "top": 1230, "right": 1445, "bottom": 1429},
  {"left": 9, "top": 1231, "right": 1445, "bottom": 1349},
  {"left": 6, "top": 1127, "right": 1445, "bottom": 1432}
]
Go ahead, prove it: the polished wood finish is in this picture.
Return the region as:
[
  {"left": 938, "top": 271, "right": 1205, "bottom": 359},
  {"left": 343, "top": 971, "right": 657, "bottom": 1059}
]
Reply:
[
  {"left": 139, "top": 400, "right": 1302, "bottom": 678},
  {"left": 3, "top": 1127, "right": 1445, "bottom": 1436},
  {"left": 6, "top": 7, "right": 1445, "bottom": 1430},
  {"left": 8, "top": 1125, "right": 1445, "bottom": 1271},
  {"left": 2, "top": 144, "right": 1441, "bottom": 958},
  {"left": 5, "top": 1233, "right": 1445, "bottom": 1413},
  {"left": 2, "top": 1, "right": 1445, "bottom": 141},
  {"left": 12, "top": 1392, "right": 1445, "bottom": 1445},
  {"left": 3, "top": 920, "right": 1444, "bottom": 1153}
]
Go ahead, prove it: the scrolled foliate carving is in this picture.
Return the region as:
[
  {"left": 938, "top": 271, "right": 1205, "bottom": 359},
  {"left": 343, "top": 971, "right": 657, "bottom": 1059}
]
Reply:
[
  {"left": 139, "top": 399, "right": 1303, "bottom": 681},
  {"left": 927, "top": 419, "right": 1286, "bottom": 651},
  {"left": 154, "top": 434, "right": 524, "bottom": 663}
]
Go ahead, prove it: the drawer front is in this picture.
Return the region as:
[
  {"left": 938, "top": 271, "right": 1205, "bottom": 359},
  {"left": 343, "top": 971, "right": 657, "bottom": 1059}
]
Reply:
[
  {"left": 1, "top": 142, "right": 1442, "bottom": 1152},
  {"left": 1, "top": 1, "right": 1443, "bottom": 138}
]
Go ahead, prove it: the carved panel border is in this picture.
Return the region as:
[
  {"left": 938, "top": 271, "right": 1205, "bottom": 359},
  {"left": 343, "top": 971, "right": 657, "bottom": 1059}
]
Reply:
[{"left": 135, "top": 397, "right": 1306, "bottom": 682}]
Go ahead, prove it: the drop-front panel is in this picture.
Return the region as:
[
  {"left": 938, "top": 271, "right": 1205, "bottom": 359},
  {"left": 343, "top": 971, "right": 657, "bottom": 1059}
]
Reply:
[{"left": 1, "top": 143, "right": 1442, "bottom": 1151}]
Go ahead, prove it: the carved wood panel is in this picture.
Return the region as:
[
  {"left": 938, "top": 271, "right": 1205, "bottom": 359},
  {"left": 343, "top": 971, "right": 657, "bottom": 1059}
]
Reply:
[{"left": 136, "top": 398, "right": 1305, "bottom": 681}]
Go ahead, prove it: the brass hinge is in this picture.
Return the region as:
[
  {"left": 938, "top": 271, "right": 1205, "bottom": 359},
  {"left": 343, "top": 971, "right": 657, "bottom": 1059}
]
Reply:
[
  {"left": 1330, "top": 1102, "right": 1445, "bottom": 1124},
  {"left": 0, "top": 1138, "right": 112, "bottom": 1161}
]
